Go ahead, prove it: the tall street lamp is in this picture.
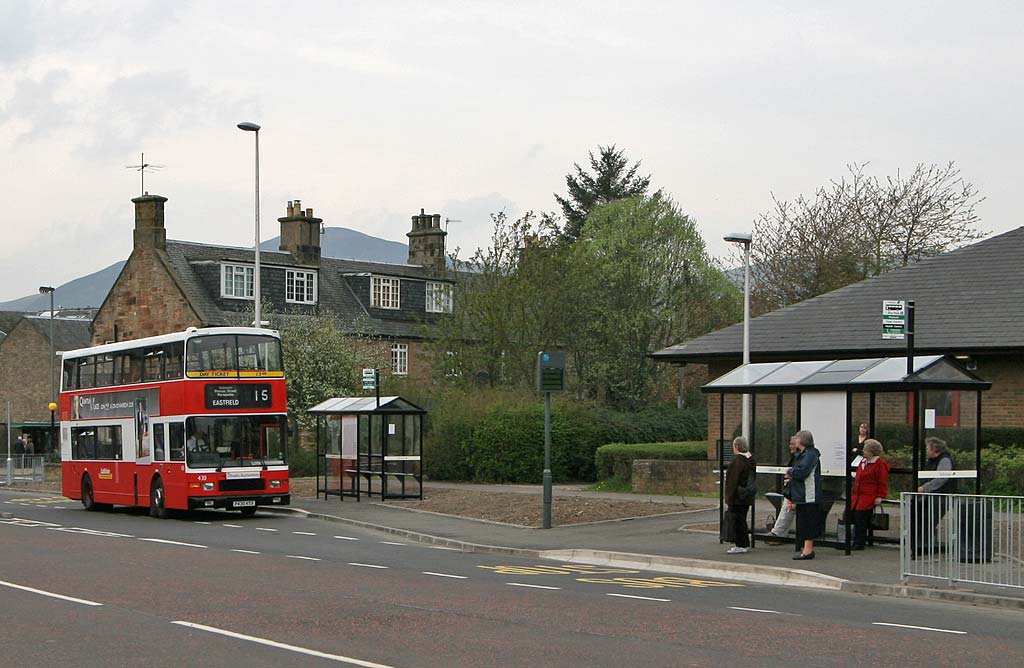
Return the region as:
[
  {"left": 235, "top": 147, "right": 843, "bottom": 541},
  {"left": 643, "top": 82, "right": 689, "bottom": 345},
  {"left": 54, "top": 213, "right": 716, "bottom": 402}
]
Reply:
[
  {"left": 38, "top": 286, "right": 56, "bottom": 455},
  {"left": 724, "top": 232, "right": 752, "bottom": 441},
  {"left": 237, "top": 122, "right": 262, "bottom": 327}
]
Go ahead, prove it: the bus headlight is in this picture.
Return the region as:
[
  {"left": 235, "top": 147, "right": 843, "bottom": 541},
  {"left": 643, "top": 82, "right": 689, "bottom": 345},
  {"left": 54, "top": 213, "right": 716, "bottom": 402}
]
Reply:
[
  {"left": 269, "top": 480, "right": 282, "bottom": 488},
  {"left": 202, "top": 482, "right": 215, "bottom": 491}
]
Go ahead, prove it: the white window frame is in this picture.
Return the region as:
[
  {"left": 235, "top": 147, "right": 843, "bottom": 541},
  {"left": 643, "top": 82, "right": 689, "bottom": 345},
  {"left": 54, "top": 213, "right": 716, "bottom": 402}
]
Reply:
[
  {"left": 391, "top": 343, "right": 408, "bottom": 376},
  {"left": 221, "top": 263, "right": 254, "bottom": 300},
  {"left": 371, "top": 276, "right": 401, "bottom": 309},
  {"left": 286, "top": 269, "right": 318, "bottom": 304},
  {"left": 425, "top": 281, "right": 453, "bottom": 314}
]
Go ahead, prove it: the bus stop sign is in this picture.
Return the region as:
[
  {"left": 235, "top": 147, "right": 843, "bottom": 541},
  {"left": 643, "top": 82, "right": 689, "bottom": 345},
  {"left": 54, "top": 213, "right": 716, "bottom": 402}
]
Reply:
[{"left": 536, "top": 351, "right": 566, "bottom": 393}]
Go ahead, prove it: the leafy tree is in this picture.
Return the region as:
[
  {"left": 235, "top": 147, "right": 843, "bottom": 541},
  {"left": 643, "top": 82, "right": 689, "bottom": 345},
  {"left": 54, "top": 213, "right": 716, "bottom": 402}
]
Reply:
[
  {"left": 749, "top": 162, "right": 985, "bottom": 312},
  {"left": 554, "top": 145, "right": 660, "bottom": 240}
]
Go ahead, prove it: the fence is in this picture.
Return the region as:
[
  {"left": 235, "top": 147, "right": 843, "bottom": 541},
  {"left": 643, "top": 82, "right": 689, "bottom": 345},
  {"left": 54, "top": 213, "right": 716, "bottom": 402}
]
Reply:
[
  {"left": 0, "top": 455, "right": 46, "bottom": 485},
  {"left": 901, "top": 492, "right": 1024, "bottom": 589}
]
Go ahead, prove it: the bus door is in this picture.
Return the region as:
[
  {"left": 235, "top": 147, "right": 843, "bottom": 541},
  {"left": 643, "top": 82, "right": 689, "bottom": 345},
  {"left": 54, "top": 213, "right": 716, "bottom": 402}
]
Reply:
[{"left": 134, "top": 396, "right": 153, "bottom": 506}]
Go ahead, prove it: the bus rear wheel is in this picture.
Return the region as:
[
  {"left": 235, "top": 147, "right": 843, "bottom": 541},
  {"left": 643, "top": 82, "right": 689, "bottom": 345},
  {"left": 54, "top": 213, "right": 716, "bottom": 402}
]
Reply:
[
  {"left": 149, "top": 478, "right": 170, "bottom": 519},
  {"left": 81, "top": 476, "right": 98, "bottom": 511}
]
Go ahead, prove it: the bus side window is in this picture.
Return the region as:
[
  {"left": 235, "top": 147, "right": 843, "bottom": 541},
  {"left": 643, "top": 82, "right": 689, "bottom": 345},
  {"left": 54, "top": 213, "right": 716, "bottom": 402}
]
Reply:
[
  {"left": 63, "top": 358, "right": 78, "bottom": 391},
  {"left": 169, "top": 422, "right": 185, "bottom": 461},
  {"left": 153, "top": 423, "right": 166, "bottom": 461},
  {"left": 164, "top": 342, "right": 183, "bottom": 380}
]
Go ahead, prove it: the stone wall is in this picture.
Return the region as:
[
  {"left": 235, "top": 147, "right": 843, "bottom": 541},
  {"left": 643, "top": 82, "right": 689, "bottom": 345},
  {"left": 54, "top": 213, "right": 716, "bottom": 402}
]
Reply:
[
  {"left": 631, "top": 459, "right": 719, "bottom": 495},
  {"left": 0, "top": 320, "right": 51, "bottom": 423}
]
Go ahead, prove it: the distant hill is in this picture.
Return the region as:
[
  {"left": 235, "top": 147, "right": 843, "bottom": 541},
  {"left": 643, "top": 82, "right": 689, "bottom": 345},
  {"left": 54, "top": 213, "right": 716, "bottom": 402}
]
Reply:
[{"left": 0, "top": 228, "right": 410, "bottom": 311}]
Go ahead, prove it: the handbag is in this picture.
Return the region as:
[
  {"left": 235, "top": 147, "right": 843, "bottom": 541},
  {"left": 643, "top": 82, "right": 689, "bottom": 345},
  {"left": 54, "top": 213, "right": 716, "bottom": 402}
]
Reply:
[{"left": 870, "top": 505, "right": 890, "bottom": 531}]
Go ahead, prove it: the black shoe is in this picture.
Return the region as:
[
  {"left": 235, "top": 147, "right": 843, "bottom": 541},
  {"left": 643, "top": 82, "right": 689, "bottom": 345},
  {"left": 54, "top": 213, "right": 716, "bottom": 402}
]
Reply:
[{"left": 792, "top": 552, "right": 815, "bottom": 560}]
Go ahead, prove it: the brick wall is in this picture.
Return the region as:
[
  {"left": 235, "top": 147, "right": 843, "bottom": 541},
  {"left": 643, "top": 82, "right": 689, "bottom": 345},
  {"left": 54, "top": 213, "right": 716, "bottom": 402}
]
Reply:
[
  {"left": 0, "top": 321, "right": 53, "bottom": 423},
  {"left": 92, "top": 247, "right": 200, "bottom": 344},
  {"left": 631, "top": 459, "right": 719, "bottom": 495}
]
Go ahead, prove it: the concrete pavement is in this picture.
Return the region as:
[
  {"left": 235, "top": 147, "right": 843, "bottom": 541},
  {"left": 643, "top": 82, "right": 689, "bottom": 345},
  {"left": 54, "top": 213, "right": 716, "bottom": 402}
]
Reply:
[{"left": 277, "top": 480, "right": 1024, "bottom": 611}]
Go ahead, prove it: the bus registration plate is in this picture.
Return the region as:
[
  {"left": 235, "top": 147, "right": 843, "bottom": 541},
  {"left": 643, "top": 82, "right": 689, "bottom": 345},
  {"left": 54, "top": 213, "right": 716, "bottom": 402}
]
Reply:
[{"left": 232, "top": 500, "right": 256, "bottom": 508}]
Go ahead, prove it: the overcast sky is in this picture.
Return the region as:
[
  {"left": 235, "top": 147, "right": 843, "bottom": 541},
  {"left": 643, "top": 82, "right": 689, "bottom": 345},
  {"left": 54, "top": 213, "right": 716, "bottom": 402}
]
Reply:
[{"left": 1, "top": 1, "right": 1020, "bottom": 302}]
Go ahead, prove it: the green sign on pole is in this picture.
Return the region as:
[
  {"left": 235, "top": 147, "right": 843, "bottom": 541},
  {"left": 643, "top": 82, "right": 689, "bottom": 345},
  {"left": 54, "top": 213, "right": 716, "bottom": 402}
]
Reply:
[
  {"left": 882, "top": 300, "right": 906, "bottom": 340},
  {"left": 536, "top": 351, "right": 566, "bottom": 393}
]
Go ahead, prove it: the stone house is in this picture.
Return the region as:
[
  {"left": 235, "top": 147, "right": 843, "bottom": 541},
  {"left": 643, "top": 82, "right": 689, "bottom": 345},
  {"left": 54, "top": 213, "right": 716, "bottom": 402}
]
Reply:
[
  {"left": 92, "top": 195, "right": 454, "bottom": 380},
  {"left": 0, "top": 315, "right": 92, "bottom": 453},
  {"left": 653, "top": 226, "right": 1024, "bottom": 453}
]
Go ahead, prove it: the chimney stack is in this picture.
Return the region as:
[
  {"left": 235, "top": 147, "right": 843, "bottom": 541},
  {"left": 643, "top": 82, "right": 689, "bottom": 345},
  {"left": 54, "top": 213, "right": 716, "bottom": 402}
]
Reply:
[
  {"left": 278, "top": 199, "right": 322, "bottom": 265},
  {"left": 406, "top": 207, "right": 447, "bottom": 271},
  {"left": 132, "top": 194, "right": 168, "bottom": 250}
]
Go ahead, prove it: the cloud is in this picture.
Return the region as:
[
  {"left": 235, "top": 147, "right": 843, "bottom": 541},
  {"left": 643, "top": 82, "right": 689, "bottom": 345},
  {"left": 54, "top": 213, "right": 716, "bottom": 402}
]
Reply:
[{"left": 0, "top": 70, "right": 75, "bottom": 140}]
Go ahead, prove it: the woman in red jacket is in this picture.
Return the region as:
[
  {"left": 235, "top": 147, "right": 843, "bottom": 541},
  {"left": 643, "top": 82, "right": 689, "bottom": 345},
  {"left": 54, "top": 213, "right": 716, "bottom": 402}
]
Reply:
[{"left": 850, "top": 439, "right": 890, "bottom": 550}]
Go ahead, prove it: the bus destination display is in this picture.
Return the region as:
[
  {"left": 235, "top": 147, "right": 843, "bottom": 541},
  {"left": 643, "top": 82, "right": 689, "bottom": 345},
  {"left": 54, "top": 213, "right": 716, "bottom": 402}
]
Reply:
[{"left": 205, "top": 384, "right": 272, "bottom": 409}]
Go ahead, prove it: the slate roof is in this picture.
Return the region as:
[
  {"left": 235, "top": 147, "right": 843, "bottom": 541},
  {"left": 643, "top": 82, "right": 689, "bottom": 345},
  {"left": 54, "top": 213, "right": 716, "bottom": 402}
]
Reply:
[
  {"left": 23, "top": 316, "right": 93, "bottom": 351},
  {"left": 163, "top": 240, "right": 452, "bottom": 339},
  {"left": 0, "top": 311, "right": 27, "bottom": 338},
  {"left": 654, "top": 226, "right": 1024, "bottom": 362}
]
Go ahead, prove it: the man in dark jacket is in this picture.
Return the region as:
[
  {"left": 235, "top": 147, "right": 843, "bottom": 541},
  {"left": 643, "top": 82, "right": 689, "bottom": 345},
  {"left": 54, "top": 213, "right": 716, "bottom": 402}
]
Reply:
[{"left": 724, "top": 436, "right": 756, "bottom": 554}]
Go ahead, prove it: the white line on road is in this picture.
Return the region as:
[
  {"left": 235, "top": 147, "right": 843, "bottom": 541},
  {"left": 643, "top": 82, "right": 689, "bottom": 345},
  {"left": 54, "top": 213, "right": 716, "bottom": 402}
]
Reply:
[
  {"left": 231, "top": 549, "right": 260, "bottom": 555},
  {"left": 171, "top": 621, "right": 395, "bottom": 668},
  {"left": 49, "top": 527, "right": 134, "bottom": 538},
  {"left": 333, "top": 536, "right": 359, "bottom": 541},
  {"left": 222, "top": 524, "right": 243, "bottom": 528},
  {"left": 193, "top": 521, "right": 210, "bottom": 525},
  {"left": 139, "top": 538, "right": 207, "bottom": 549},
  {"left": 0, "top": 579, "right": 103, "bottom": 607},
  {"left": 507, "top": 583, "right": 560, "bottom": 590},
  {"left": 423, "top": 572, "right": 468, "bottom": 579},
  {"left": 255, "top": 528, "right": 278, "bottom": 532},
  {"left": 872, "top": 622, "right": 966, "bottom": 635},
  {"left": 379, "top": 541, "right": 406, "bottom": 546},
  {"left": 608, "top": 593, "right": 671, "bottom": 602},
  {"left": 348, "top": 563, "right": 389, "bottom": 569},
  {"left": 729, "top": 606, "right": 782, "bottom": 615},
  {"left": 53, "top": 506, "right": 66, "bottom": 509},
  {"left": 429, "top": 546, "right": 459, "bottom": 551},
  {"left": 293, "top": 531, "right": 317, "bottom": 536},
  {"left": 286, "top": 555, "right": 322, "bottom": 561}
]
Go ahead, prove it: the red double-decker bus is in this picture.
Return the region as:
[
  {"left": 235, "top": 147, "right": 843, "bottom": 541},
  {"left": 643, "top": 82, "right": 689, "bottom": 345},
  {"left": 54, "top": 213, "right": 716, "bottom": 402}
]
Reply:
[{"left": 59, "top": 327, "right": 290, "bottom": 517}]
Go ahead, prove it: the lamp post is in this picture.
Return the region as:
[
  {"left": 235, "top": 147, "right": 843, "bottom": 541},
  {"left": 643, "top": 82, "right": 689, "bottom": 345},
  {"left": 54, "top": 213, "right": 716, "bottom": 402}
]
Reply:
[
  {"left": 724, "top": 232, "right": 752, "bottom": 441},
  {"left": 39, "top": 286, "right": 56, "bottom": 455},
  {"left": 237, "top": 122, "right": 262, "bottom": 328}
]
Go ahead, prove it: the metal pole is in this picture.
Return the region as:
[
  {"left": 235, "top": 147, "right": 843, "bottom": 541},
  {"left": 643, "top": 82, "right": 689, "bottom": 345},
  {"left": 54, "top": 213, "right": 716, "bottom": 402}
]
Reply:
[
  {"left": 49, "top": 289, "right": 55, "bottom": 457},
  {"left": 906, "top": 300, "right": 915, "bottom": 376},
  {"left": 375, "top": 369, "right": 381, "bottom": 409},
  {"left": 6, "top": 401, "right": 11, "bottom": 486},
  {"left": 741, "top": 241, "right": 751, "bottom": 440},
  {"left": 543, "top": 391, "right": 552, "bottom": 529},
  {"left": 253, "top": 128, "right": 262, "bottom": 328}
]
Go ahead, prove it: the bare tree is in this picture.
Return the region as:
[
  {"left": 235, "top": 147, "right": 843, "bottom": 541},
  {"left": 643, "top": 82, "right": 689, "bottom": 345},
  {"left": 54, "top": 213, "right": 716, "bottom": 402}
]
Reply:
[{"left": 748, "top": 162, "right": 985, "bottom": 312}]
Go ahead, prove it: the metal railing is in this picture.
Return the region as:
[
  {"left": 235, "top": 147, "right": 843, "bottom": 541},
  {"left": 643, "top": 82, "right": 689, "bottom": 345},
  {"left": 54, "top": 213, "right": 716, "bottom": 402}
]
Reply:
[
  {"left": 901, "top": 492, "right": 1024, "bottom": 589},
  {"left": 1, "top": 455, "right": 46, "bottom": 485}
]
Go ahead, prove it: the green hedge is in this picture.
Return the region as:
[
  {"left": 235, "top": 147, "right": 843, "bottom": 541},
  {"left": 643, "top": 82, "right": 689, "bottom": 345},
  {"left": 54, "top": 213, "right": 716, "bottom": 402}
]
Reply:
[
  {"left": 423, "top": 395, "right": 706, "bottom": 483},
  {"left": 595, "top": 441, "right": 708, "bottom": 484}
]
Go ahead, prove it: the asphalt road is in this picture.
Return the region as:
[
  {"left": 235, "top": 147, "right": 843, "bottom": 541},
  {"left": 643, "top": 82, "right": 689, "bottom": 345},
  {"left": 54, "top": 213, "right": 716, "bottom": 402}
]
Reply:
[{"left": 2, "top": 489, "right": 1023, "bottom": 668}]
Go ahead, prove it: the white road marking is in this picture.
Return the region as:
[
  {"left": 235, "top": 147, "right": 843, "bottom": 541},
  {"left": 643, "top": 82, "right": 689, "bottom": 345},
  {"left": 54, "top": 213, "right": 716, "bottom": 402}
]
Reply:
[
  {"left": 231, "top": 549, "right": 260, "bottom": 554},
  {"left": 608, "top": 593, "right": 671, "bottom": 602},
  {"left": 333, "top": 535, "right": 359, "bottom": 541},
  {"left": 255, "top": 527, "right": 277, "bottom": 532},
  {"left": 171, "top": 621, "right": 395, "bottom": 668},
  {"left": 429, "top": 546, "right": 459, "bottom": 551},
  {"left": 0, "top": 579, "right": 102, "bottom": 607},
  {"left": 293, "top": 531, "right": 317, "bottom": 536},
  {"left": 872, "top": 622, "right": 966, "bottom": 635},
  {"left": 193, "top": 521, "right": 211, "bottom": 525},
  {"left": 139, "top": 538, "right": 207, "bottom": 549},
  {"left": 49, "top": 527, "right": 134, "bottom": 538},
  {"left": 0, "top": 518, "right": 61, "bottom": 527},
  {"left": 379, "top": 541, "right": 406, "bottom": 546},
  {"left": 53, "top": 506, "right": 67, "bottom": 509},
  {"left": 348, "top": 563, "right": 389, "bottom": 569},
  {"left": 286, "top": 555, "right": 321, "bottom": 561},
  {"left": 507, "top": 583, "right": 560, "bottom": 590},
  {"left": 729, "top": 606, "right": 782, "bottom": 615},
  {"left": 222, "top": 524, "right": 243, "bottom": 528},
  {"left": 422, "top": 572, "right": 468, "bottom": 579}
]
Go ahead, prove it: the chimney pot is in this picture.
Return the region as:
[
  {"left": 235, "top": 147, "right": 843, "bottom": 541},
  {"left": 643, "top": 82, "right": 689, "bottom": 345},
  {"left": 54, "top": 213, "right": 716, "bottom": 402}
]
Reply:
[{"left": 306, "top": 208, "right": 312, "bottom": 217}]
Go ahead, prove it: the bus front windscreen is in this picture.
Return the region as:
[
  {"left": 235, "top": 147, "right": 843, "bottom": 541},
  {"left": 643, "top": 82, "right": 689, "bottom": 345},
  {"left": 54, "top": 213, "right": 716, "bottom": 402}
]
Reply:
[
  {"left": 185, "top": 415, "right": 287, "bottom": 469},
  {"left": 186, "top": 334, "right": 283, "bottom": 378}
]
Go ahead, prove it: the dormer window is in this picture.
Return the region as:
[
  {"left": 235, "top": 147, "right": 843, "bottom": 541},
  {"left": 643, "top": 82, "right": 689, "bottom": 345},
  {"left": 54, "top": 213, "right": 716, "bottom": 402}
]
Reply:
[
  {"left": 371, "top": 276, "right": 401, "bottom": 309},
  {"left": 426, "top": 281, "right": 453, "bottom": 313},
  {"left": 222, "top": 263, "right": 254, "bottom": 300},
  {"left": 286, "top": 269, "right": 318, "bottom": 304}
]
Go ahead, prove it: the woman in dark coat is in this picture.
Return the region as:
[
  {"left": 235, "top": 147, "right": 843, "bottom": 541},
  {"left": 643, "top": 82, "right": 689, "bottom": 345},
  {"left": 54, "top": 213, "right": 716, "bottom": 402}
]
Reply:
[
  {"left": 849, "top": 439, "right": 890, "bottom": 550},
  {"left": 787, "top": 430, "right": 822, "bottom": 560},
  {"left": 724, "top": 436, "right": 756, "bottom": 554}
]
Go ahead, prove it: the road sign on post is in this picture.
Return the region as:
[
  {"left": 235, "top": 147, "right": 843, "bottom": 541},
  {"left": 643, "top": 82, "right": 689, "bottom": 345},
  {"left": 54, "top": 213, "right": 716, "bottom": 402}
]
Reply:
[
  {"left": 536, "top": 352, "right": 566, "bottom": 530},
  {"left": 361, "top": 368, "right": 377, "bottom": 390},
  {"left": 882, "top": 300, "right": 906, "bottom": 340}
]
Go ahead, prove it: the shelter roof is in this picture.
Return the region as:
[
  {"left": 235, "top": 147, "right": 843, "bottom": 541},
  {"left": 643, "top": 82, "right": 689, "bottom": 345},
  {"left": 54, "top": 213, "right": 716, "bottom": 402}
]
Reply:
[{"left": 307, "top": 396, "right": 426, "bottom": 414}]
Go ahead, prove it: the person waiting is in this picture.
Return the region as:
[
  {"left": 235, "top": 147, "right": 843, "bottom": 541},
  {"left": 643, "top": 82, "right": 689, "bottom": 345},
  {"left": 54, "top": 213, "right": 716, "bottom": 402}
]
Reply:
[
  {"left": 787, "top": 430, "right": 822, "bottom": 560},
  {"left": 724, "top": 437, "right": 756, "bottom": 555},
  {"left": 849, "top": 439, "right": 890, "bottom": 550}
]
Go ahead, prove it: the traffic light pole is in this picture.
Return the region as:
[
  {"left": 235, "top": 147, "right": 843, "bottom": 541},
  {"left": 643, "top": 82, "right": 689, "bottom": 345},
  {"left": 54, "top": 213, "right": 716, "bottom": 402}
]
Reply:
[{"left": 543, "top": 390, "right": 552, "bottom": 529}]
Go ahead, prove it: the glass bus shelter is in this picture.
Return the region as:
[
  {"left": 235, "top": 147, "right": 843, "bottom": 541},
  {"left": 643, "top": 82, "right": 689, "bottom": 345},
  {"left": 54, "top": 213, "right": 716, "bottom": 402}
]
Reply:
[
  {"left": 310, "top": 396, "right": 425, "bottom": 501},
  {"left": 702, "top": 355, "right": 991, "bottom": 554}
]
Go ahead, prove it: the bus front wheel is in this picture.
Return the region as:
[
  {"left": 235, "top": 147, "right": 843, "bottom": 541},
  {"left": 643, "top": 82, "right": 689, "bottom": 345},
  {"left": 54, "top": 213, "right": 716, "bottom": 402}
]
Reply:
[{"left": 149, "top": 478, "right": 170, "bottom": 519}]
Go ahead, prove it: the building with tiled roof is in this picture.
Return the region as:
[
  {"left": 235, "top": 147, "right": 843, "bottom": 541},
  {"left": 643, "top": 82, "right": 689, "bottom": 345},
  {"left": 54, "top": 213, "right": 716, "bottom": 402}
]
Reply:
[{"left": 92, "top": 195, "right": 453, "bottom": 380}]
